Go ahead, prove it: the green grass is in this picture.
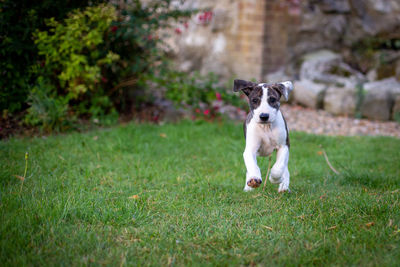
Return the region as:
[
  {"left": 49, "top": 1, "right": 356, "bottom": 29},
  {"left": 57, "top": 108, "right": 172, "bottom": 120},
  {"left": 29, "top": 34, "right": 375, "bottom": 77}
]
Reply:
[{"left": 1, "top": 120, "right": 400, "bottom": 266}]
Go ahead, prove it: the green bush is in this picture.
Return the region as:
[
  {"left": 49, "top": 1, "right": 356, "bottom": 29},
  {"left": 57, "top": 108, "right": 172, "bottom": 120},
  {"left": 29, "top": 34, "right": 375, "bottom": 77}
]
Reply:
[
  {"left": 0, "top": 0, "right": 104, "bottom": 113},
  {"left": 25, "top": 78, "right": 70, "bottom": 132},
  {"left": 26, "top": 4, "right": 119, "bottom": 130},
  {"left": 25, "top": 1, "right": 195, "bottom": 131}
]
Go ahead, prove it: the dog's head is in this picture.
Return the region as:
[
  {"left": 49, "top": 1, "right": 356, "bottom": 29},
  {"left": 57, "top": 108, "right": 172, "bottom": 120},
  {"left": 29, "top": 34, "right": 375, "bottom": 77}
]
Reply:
[{"left": 233, "top": 79, "right": 293, "bottom": 124}]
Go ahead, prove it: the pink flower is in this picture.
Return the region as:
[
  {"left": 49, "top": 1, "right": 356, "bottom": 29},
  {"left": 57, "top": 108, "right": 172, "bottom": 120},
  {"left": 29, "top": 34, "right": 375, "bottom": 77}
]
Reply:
[
  {"left": 175, "top": 28, "right": 182, "bottom": 34},
  {"left": 101, "top": 77, "right": 108, "bottom": 83},
  {"left": 197, "top": 11, "right": 213, "bottom": 24},
  {"left": 203, "top": 109, "right": 210, "bottom": 116},
  {"left": 183, "top": 22, "right": 189, "bottom": 29},
  {"left": 215, "top": 92, "right": 222, "bottom": 101}
]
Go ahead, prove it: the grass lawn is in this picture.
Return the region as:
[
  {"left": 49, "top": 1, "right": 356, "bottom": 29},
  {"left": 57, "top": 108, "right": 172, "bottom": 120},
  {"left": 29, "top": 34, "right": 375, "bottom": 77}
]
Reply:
[{"left": 1, "top": 120, "right": 400, "bottom": 266}]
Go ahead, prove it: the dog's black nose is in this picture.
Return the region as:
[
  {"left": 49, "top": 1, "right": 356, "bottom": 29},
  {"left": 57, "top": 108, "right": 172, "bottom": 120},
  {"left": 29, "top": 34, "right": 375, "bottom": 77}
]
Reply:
[{"left": 259, "top": 113, "right": 269, "bottom": 122}]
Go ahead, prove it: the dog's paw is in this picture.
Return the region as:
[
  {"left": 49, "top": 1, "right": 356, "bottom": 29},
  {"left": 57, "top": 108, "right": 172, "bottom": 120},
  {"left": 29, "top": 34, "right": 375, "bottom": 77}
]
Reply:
[
  {"left": 269, "top": 175, "right": 282, "bottom": 184},
  {"left": 247, "top": 177, "right": 262, "bottom": 188},
  {"left": 278, "top": 182, "right": 290, "bottom": 193},
  {"left": 243, "top": 185, "right": 254, "bottom": 192}
]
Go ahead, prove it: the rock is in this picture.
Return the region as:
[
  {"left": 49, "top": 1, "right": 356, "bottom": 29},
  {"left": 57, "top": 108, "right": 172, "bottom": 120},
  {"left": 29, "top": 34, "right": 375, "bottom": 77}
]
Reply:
[
  {"left": 300, "top": 50, "right": 366, "bottom": 89},
  {"left": 361, "top": 77, "right": 400, "bottom": 120},
  {"left": 324, "top": 86, "right": 357, "bottom": 116},
  {"left": 264, "top": 68, "right": 291, "bottom": 84},
  {"left": 392, "top": 95, "right": 400, "bottom": 121},
  {"left": 344, "top": 0, "right": 400, "bottom": 44},
  {"left": 361, "top": 89, "right": 392, "bottom": 121},
  {"left": 154, "top": 99, "right": 186, "bottom": 122},
  {"left": 366, "top": 69, "right": 377, "bottom": 82},
  {"left": 363, "top": 77, "right": 400, "bottom": 95},
  {"left": 320, "top": 0, "right": 351, "bottom": 13},
  {"left": 293, "top": 80, "right": 327, "bottom": 109}
]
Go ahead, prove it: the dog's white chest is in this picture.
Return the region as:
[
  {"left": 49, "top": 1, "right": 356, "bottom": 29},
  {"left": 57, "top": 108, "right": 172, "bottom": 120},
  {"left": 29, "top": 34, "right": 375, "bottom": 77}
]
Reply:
[{"left": 257, "top": 125, "right": 279, "bottom": 156}]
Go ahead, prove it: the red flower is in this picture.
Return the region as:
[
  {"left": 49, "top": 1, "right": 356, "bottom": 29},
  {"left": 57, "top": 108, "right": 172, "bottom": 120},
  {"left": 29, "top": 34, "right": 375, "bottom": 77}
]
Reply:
[
  {"left": 110, "top": 26, "right": 118, "bottom": 33},
  {"left": 215, "top": 92, "right": 222, "bottom": 101},
  {"left": 203, "top": 109, "right": 210, "bottom": 116},
  {"left": 198, "top": 11, "right": 213, "bottom": 24},
  {"left": 183, "top": 22, "right": 189, "bottom": 29},
  {"left": 175, "top": 28, "right": 182, "bottom": 34},
  {"left": 195, "top": 108, "right": 200, "bottom": 113}
]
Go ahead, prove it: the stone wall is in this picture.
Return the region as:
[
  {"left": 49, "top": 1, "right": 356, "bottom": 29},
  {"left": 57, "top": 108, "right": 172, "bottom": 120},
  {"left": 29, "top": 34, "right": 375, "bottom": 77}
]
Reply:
[{"left": 165, "top": 0, "right": 400, "bottom": 120}]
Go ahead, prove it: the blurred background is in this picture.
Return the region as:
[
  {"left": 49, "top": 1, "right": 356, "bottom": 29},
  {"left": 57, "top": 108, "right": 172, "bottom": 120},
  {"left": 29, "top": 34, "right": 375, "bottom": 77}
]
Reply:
[{"left": 1, "top": 0, "right": 400, "bottom": 137}]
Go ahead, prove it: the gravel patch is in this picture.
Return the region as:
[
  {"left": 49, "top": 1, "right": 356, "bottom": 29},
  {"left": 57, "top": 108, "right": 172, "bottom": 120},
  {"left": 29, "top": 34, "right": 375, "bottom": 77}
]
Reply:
[{"left": 281, "top": 105, "right": 400, "bottom": 138}]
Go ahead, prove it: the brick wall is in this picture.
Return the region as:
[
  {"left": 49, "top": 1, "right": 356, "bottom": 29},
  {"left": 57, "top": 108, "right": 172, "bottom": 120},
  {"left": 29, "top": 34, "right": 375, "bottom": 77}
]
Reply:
[
  {"left": 226, "top": 0, "right": 294, "bottom": 80},
  {"left": 262, "top": 1, "right": 291, "bottom": 75},
  {"left": 226, "top": 0, "right": 266, "bottom": 81}
]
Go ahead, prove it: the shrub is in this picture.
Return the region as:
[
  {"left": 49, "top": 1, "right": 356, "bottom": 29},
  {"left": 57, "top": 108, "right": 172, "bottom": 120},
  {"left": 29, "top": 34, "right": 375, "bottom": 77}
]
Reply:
[
  {"left": 27, "top": 4, "right": 119, "bottom": 130},
  {"left": 0, "top": 0, "right": 104, "bottom": 113},
  {"left": 26, "top": 1, "right": 194, "bottom": 131}
]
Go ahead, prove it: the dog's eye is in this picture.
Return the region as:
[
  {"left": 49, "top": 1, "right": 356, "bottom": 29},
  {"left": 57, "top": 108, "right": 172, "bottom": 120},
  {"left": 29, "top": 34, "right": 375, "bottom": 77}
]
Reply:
[
  {"left": 269, "top": 98, "right": 276, "bottom": 103},
  {"left": 252, "top": 98, "right": 259, "bottom": 104}
]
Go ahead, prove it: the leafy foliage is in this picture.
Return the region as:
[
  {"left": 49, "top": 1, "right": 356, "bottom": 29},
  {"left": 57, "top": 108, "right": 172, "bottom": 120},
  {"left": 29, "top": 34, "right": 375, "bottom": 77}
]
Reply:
[
  {"left": 25, "top": 1, "right": 195, "bottom": 131},
  {"left": 0, "top": 0, "right": 104, "bottom": 113},
  {"left": 26, "top": 4, "right": 119, "bottom": 129},
  {"left": 33, "top": 4, "right": 118, "bottom": 100},
  {"left": 150, "top": 70, "right": 246, "bottom": 118}
]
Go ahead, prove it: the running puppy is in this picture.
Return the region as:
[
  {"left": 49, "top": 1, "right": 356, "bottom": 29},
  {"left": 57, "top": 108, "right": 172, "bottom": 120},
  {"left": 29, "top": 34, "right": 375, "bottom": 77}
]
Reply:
[{"left": 233, "top": 80, "right": 293, "bottom": 192}]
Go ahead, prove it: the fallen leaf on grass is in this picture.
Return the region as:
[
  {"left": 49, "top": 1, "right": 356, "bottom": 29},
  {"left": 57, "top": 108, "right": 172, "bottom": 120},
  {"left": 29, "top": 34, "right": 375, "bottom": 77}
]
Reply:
[
  {"left": 261, "top": 225, "right": 273, "bottom": 231},
  {"left": 297, "top": 215, "right": 306, "bottom": 220},
  {"left": 159, "top": 133, "right": 167, "bottom": 138},
  {"left": 365, "top": 222, "right": 375, "bottom": 228},
  {"left": 327, "top": 226, "right": 337, "bottom": 231},
  {"left": 317, "top": 151, "right": 323, "bottom": 155},
  {"left": 393, "top": 229, "right": 400, "bottom": 236},
  {"left": 128, "top": 195, "right": 139, "bottom": 199},
  {"left": 319, "top": 194, "right": 327, "bottom": 200},
  {"left": 93, "top": 136, "right": 98, "bottom": 140},
  {"left": 388, "top": 219, "right": 393, "bottom": 227},
  {"left": 13, "top": 175, "right": 25, "bottom": 181},
  {"left": 58, "top": 155, "right": 65, "bottom": 161}
]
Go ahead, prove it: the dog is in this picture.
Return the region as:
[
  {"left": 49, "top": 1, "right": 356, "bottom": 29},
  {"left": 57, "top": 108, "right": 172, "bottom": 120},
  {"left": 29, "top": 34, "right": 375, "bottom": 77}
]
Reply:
[{"left": 233, "top": 79, "right": 293, "bottom": 192}]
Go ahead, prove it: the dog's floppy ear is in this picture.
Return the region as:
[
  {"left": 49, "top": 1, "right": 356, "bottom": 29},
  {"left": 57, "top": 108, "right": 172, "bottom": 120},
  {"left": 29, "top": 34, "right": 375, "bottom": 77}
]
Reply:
[
  {"left": 276, "top": 81, "right": 293, "bottom": 101},
  {"left": 233, "top": 79, "right": 256, "bottom": 96}
]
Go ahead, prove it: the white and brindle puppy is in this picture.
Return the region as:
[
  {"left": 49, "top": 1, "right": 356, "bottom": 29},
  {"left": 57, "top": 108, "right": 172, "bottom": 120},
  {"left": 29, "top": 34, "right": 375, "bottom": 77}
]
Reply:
[{"left": 233, "top": 79, "right": 293, "bottom": 193}]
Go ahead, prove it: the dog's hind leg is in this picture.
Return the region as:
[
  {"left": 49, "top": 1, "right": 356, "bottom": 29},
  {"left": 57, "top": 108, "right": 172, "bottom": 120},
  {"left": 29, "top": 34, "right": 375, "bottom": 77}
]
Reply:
[
  {"left": 269, "top": 145, "right": 289, "bottom": 184},
  {"left": 278, "top": 167, "right": 290, "bottom": 193}
]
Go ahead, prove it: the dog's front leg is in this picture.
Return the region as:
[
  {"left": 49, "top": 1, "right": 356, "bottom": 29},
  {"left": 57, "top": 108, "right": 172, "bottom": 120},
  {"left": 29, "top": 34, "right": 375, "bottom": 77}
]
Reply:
[
  {"left": 269, "top": 145, "right": 290, "bottom": 192},
  {"left": 243, "top": 137, "right": 262, "bottom": 191}
]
